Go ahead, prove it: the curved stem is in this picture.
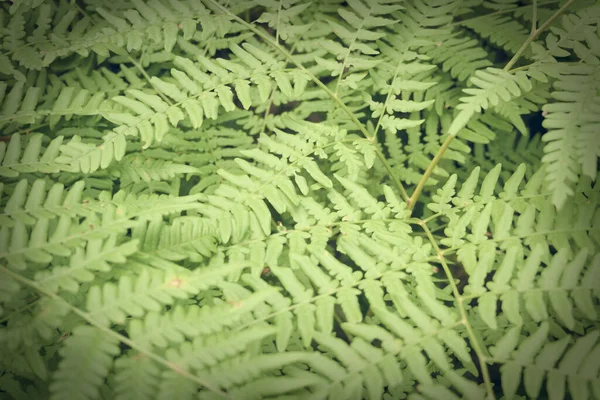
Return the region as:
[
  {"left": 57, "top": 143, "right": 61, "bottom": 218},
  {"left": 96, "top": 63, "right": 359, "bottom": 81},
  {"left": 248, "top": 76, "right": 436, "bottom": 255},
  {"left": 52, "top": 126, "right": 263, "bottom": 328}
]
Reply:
[
  {"left": 448, "top": 0, "right": 560, "bottom": 27},
  {"left": 334, "top": 21, "right": 364, "bottom": 97},
  {"left": 419, "top": 223, "right": 496, "bottom": 400},
  {"left": 127, "top": 53, "right": 174, "bottom": 106},
  {"left": 531, "top": 0, "right": 538, "bottom": 33},
  {"left": 407, "top": 134, "right": 453, "bottom": 213}
]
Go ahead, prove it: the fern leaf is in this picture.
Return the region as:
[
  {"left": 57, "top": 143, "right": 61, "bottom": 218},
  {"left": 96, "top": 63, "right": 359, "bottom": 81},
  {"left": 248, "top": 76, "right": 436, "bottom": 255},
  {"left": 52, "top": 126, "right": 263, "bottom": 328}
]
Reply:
[
  {"left": 34, "top": 236, "right": 139, "bottom": 294},
  {"left": 110, "top": 154, "right": 199, "bottom": 184},
  {"left": 113, "top": 354, "right": 160, "bottom": 400},
  {"left": 56, "top": 133, "right": 127, "bottom": 173},
  {"left": 492, "top": 326, "right": 600, "bottom": 400},
  {"left": 542, "top": 64, "right": 600, "bottom": 209},
  {"left": 449, "top": 68, "right": 533, "bottom": 136},
  {"left": 0, "top": 134, "right": 64, "bottom": 177},
  {"left": 49, "top": 326, "right": 120, "bottom": 400}
]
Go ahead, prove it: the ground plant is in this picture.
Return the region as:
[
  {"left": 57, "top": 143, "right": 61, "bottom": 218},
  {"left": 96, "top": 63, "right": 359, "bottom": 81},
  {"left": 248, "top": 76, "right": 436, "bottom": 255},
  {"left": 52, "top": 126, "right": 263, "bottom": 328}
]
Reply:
[{"left": 0, "top": 0, "right": 599, "bottom": 399}]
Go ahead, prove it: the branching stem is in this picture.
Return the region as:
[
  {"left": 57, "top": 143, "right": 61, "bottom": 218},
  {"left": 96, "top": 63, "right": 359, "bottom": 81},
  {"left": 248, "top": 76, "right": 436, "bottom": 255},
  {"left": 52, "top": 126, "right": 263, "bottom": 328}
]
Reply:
[
  {"left": 127, "top": 53, "right": 174, "bottom": 106},
  {"left": 407, "top": 134, "right": 453, "bottom": 213},
  {"left": 448, "top": 0, "right": 560, "bottom": 27},
  {"left": 420, "top": 223, "right": 496, "bottom": 400}
]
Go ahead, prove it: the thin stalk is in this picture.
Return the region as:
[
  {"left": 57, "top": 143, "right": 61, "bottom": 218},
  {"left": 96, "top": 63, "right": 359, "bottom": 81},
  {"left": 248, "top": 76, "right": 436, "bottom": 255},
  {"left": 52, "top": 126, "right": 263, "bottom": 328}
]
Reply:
[
  {"left": 504, "top": 0, "right": 576, "bottom": 71},
  {"left": 334, "top": 21, "right": 364, "bottom": 97},
  {"left": 259, "top": 89, "right": 277, "bottom": 135},
  {"left": 407, "top": 134, "right": 453, "bottom": 212},
  {"left": 373, "top": 63, "right": 402, "bottom": 138},
  {"left": 204, "top": 0, "right": 410, "bottom": 203},
  {"left": 419, "top": 223, "right": 496, "bottom": 400},
  {"left": 448, "top": 0, "right": 560, "bottom": 27},
  {"left": 260, "top": 42, "right": 301, "bottom": 135},
  {"left": 127, "top": 54, "right": 174, "bottom": 106},
  {"left": 14, "top": 123, "right": 50, "bottom": 134},
  {"left": 276, "top": 1, "right": 282, "bottom": 44},
  {"left": 0, "top": 297, "right": 40, "bottom": 324},
  {"left": 531, "top": 0, "right": 538, "bottom": 33},
  {"left": 0, "top": 267, "right": 232, "bottom": 399}
]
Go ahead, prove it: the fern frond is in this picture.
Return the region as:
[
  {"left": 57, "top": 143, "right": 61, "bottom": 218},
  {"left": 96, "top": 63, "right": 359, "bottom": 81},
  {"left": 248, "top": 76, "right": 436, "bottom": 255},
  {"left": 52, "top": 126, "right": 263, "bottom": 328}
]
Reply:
[
  {"left": 57, "top": 64, "right": 141, "bottom": 97},
  {"left": 109, "top": 153, "right": 198, "bottom": 185},
  {"left": 0, "top": 2, "right": 92, "bottom": 71},
  {"left": 85, "top": 259, "right": 252, "bottom": 326},
  {"left": 489, "top": 323, "right": 600, "bottom": 400},
  {"left": 0, "top": 182, "right": 205, "bottom": 270},
  {"left": 473, "top": 246, "right": 597, "bottom": 330},
  {"left": 421, "top": 33, "right": 493, "bottom": 82},
  {"left": 34, "top": 235, "right": 139, "bottom": 295},
  {"left": 256, "top": 0, "right": 313, "bottom": 43},
  {"left": 542, "top": 63, "right": 600, "bottom": 209},
  {"left": 1, "top": 179, "right": 86, "bottom": 226},
  {"left": 0, "top": 82, "right": 109, "bottom": 132},
  {"left": 0, "top": 297, "right": 70, "bottom": 354},
  {"left": 113, "top": 354, "right": 160, "bottom": 400},
  {"left": 0, "top": 0, "right": 213, "bottom": 73},
  {"left": 133, "top": 216, "right": 217, "bottom": 262},
  {"left": 0, "top": 133, "right": 64, "bottom": 177},
  {"left": 49, "top": 325, "right": 120, "bottom": 400},
  {"left": 324, "top": 0, "right": 404, "bottom": 91},
  {"left": 56, "top": 133, "right": 127, "bottom": 173},
  {"left": 164, "top": 126, "right": 254, "bottom": 194},
  {"left": 449, "top": 68, "right": 534, "bottom": 136},
  {"left": 462, "top": 13, "right": 531, "bottom": 57}
]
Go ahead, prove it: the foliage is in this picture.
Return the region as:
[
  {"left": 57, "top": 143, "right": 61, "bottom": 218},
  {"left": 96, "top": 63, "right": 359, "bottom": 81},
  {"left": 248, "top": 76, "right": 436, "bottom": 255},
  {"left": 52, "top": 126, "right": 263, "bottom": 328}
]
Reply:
[{"left": 0, "top": 0, "right": 599, "bottom": 399}]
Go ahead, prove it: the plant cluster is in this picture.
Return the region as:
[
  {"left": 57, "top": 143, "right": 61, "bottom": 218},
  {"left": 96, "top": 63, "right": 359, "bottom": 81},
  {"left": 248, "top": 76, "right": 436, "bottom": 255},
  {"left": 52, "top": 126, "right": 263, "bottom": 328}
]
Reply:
[{"left": 0, "top": 0, "right": 599, "bottom": 399}]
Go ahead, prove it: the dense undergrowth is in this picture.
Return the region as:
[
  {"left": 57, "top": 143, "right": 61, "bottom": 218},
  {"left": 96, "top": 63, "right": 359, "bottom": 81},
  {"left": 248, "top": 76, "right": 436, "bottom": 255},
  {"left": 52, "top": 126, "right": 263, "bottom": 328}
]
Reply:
[{"left": 0, "top": 0, "right": 599, "bottom": 399}]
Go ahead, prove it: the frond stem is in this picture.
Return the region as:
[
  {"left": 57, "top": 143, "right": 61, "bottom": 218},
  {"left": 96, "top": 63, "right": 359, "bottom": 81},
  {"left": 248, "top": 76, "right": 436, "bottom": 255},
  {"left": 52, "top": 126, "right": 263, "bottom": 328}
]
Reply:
[
  {"left": 407, "top": 134, "right": 453, "bottom": 213},
  {"left": 14, "top": 123, "right": 50, "bottom": 135},
  {"left": 448, "top": 0, "right": 560, "bottom": 27},
  {"left": 0, "top": 296, "right": 40, "bottom": 324},
  {"left": 532, "top": 0, "right": 538, "bottom": 33},
  {"left": 276, "top": 0, "right": 282, "bottom": 44},
  {"left": 260, "top": 89, "right": 277, "bottom": 135},
  {"left": 419, "top": 223, "right": 496, "bottom": 400},
  {"left": 0, "top": 266, "right": 232, "bottom": 399},
  {"left": 373, "top": 61, "right": 402, "bottom": 138},
  {"left": 334, "top": 20, "right": 366, "bottom": 97},
  {"left": 504, "top": 0, "right": 576, "bottom": 71}
]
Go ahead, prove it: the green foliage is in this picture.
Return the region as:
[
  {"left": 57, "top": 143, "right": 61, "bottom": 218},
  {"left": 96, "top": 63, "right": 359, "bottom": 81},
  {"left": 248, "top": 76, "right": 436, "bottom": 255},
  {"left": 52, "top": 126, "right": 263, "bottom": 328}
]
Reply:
[{"left": 0, "top": 0, "right": 599, "bottom": 399}]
